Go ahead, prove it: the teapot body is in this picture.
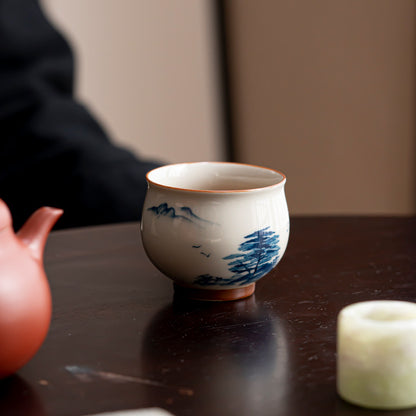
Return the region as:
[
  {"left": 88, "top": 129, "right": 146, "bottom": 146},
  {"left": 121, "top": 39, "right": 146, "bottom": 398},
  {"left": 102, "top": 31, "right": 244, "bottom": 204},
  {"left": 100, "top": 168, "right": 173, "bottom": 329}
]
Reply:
[
  {"left": 0, "top": 201, "right": 62, "bottom": 378},
  {"left": 0, "top": 239, "right": 52, "bottom": 378}
]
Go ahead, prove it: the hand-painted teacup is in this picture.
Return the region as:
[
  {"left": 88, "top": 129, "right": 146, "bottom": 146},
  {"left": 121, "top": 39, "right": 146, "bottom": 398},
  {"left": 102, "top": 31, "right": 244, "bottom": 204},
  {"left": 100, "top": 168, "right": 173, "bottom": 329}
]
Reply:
[{"left": 140, "top": 162, "right": 289, "bottom": 301}]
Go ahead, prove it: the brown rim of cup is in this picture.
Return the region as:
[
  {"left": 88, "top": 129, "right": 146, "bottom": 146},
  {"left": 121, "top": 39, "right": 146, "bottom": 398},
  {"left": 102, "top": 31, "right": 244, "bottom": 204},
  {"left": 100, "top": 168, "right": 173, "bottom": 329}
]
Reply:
[{"left": 145, "top": 161, "right": 286, "bottom": 194}]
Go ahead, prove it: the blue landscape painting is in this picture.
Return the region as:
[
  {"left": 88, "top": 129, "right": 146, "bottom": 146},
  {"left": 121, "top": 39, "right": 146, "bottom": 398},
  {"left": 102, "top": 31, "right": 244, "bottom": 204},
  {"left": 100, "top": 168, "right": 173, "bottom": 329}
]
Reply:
[
  {"left": 147, "top": 203, "right": 216, "bottom": 226},
  {"left": 194, "top": 227, "right": 280, "bottom": 286}
]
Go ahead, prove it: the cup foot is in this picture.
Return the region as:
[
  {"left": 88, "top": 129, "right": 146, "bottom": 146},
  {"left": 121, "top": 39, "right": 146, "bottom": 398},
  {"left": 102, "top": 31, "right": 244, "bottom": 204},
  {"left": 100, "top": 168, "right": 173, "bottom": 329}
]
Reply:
[{"left": 173, "top": 283, "right": 255, "bottom": 302}]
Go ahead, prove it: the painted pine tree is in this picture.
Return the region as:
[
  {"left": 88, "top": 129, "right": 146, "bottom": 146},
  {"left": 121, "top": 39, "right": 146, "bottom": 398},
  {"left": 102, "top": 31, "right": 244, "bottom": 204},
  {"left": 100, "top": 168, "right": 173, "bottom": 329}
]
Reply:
[
  {"left": 194, "top": 227, "right": 280, "bottom": 286},
  {"left": 224, "top": 227, "right": 280, "bottom": 285}
]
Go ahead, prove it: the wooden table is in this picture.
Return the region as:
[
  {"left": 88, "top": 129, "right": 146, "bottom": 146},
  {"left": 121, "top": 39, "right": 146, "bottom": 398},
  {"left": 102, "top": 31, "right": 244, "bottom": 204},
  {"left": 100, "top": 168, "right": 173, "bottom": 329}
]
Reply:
[{"left": 0, "top": 217, "right": 415, "bottom": 416}]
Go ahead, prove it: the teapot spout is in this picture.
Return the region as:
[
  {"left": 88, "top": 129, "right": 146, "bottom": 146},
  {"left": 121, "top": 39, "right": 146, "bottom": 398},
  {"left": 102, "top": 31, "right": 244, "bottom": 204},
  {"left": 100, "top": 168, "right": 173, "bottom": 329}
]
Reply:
[
  {"left": 17, "top": 207, "right": 63, "bottom": 261},
  {"left": 0, "top": 199, "right": 12, "bottom": 231}
]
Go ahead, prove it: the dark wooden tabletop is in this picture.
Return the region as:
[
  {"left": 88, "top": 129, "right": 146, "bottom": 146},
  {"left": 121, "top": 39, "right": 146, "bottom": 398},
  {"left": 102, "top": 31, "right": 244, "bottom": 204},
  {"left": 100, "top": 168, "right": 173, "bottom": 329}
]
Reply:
[{"left": 0, "top": 217, "right": 415, "bottom": 416}]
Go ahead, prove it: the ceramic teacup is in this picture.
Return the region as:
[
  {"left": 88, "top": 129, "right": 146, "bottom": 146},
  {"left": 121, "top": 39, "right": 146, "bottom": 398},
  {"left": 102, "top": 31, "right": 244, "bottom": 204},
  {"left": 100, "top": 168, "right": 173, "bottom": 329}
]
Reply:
[{"left": 140, "top": 162, "right": 289, "bottom": 301}]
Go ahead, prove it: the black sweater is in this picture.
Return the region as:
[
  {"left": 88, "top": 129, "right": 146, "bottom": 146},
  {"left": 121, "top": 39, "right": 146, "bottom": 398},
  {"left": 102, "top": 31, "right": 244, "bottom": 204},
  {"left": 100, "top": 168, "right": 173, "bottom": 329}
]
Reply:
[{"left": 0, "top": 0, "right": 161, "bottom": 229}]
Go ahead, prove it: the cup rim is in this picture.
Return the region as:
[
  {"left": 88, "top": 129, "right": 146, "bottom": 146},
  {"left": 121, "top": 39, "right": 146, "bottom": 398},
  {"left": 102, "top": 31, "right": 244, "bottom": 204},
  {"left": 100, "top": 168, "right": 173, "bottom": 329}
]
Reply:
[{"left": 146, "top": 161, "right": 286, "bottom": 194}]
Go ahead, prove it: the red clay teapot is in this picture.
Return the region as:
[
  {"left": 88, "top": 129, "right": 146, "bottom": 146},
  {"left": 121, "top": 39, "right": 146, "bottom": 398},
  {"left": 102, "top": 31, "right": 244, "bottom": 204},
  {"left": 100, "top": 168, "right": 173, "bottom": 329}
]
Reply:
[{"left": 0, "top": 199, "right": 63, "bottom": 379}]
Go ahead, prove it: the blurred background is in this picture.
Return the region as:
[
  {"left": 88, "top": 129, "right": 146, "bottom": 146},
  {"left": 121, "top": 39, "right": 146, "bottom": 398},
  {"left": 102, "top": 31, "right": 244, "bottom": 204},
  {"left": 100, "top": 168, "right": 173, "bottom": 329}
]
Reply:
[{"left": 42, "top": 0, "right": 415, "bottom": 216}]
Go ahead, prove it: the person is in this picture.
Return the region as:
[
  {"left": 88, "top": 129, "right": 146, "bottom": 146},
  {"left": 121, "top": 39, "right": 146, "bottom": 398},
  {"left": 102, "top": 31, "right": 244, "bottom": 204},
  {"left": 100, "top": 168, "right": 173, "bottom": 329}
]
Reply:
[{"left": 0, "top": 0, "right": 162, "bottom": 230}]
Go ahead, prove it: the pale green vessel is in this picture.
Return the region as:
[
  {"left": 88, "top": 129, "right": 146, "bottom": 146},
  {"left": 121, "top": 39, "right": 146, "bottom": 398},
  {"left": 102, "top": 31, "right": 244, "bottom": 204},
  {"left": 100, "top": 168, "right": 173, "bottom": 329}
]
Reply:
[{"left": 337, "top": 300, "right": 416, "bottom": 410}]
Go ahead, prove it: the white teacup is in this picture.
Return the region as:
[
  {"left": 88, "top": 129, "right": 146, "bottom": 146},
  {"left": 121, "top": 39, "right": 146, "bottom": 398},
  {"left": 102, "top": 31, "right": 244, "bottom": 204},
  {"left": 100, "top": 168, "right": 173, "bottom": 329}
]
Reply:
[{"left": 140, "top": 162, "right": 289, "bottom": 301}]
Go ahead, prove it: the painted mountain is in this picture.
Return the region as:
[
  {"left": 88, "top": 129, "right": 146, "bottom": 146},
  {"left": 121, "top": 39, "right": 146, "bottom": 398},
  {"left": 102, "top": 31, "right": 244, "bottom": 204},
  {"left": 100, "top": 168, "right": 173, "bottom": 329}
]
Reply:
[
  {"left": 147, "top": 203, "right": 216, "bottom": 226},
  {"left": 195, "top": 227, "right": 280, "bottom": 286}
]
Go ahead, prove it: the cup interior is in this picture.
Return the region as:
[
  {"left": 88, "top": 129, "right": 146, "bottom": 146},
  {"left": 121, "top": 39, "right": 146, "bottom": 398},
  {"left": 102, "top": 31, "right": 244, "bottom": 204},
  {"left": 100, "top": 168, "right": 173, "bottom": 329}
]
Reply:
[{"left": 147, "top": 162, "right": 285, "bottom": 192}]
